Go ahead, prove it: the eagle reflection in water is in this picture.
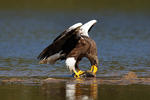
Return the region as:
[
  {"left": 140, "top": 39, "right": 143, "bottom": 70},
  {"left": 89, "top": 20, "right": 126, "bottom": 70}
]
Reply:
[
  {"left": 66, "top": 78, "right": 98, "bottom": 100},
  {"left": 41, "top": 78, "right": 98, "bottom": 100}
]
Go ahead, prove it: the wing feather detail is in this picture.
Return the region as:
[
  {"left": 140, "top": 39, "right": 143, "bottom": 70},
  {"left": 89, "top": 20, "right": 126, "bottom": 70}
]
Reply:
[{"left": 37, "top": 26, "right": 81, "bottom": 60}]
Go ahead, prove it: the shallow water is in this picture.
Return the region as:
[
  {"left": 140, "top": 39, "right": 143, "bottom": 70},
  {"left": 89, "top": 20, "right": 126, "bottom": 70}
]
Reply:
[
  {"left": 0, "top": 10, "right": 150, "bottom": 100},
  {"left": 0, "top": 11, "right": 150, "bottom": 78},
  {"left": 0, "top": 78, "right": 150, "bottom": 100}
]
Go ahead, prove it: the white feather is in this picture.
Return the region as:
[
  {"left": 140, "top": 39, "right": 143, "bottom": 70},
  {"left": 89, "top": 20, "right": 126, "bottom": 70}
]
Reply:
[
  {"left": 65, "top": 57, "right": 76, "bottom": 72},
  {"left": 80, "top": 20, "right": 97, "bottom": 37},
  {"left": 67, "top": 23, "right": 82, "bottom": 32}
]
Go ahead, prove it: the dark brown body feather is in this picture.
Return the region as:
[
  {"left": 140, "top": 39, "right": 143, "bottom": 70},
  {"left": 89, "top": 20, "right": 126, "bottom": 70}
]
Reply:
[
  {"left": 67, "top": 36, "right": 98, "bottom": 69},
  {"left": 37, "top": 27, "right": 98, "bottom": 67}
]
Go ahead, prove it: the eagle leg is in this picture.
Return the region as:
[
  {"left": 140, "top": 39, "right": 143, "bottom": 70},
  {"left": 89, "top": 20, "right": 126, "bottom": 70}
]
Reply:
[
  {"left": 74, "top": 61, "right": 85, "bottom": 78},
  {"left": 65, "top": 57, "right": 85, "bottom": 78},
  {"left": 75, "top": 60, "right": 85, "bottom": 73},
  {"left": 90, "top": 65, "right": 98, "bottom": 75}
]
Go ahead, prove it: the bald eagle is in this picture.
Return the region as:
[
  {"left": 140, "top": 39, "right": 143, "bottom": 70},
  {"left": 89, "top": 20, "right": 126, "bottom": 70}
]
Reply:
[{"left": 37, "top": 20, "right": 98, "bottom": 77}]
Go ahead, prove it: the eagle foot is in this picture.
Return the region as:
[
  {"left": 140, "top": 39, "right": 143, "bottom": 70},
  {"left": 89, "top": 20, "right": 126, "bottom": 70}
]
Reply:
[
  {"left": 90, "top": 65, "right": 98, "bottom": 75},
  {"left": 73, "top": 65, "right": 97, "bottom": 78},
  {"left": 73, "top": 70, "right": 85, "bottom": 78}
]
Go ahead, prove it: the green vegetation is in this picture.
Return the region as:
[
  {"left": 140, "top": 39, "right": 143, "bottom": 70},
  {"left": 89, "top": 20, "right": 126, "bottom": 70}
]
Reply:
[{"left": 0, "top": 0, "right": 149, "bottom": 12}]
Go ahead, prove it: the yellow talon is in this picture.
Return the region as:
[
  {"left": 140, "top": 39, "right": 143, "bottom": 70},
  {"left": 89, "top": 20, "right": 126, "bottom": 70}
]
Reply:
[
  {"left": 90, "top": 65, "right": 98, "bottom": 75},
  {"left": 73, "top": 70, "right": 85, "bottom": 78},
  {"left": 78, "top": 70, "right": 84, "bottom": 75},
  {"left": 73, "top": 70, "right": 80, "bottom": 78},
  {"left": 73, "top": 65, "right": 97, "bottom": 78}
]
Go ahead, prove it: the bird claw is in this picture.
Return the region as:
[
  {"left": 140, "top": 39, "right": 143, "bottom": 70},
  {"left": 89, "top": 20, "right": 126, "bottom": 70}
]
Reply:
[
  {"left": 73, "top": 70, "right": 85, "bottom": 78},
  {"left": 89, "top": 65, "right": 98, "bottom": 75},
  {"left": 73, "top": 65, "right": 98, "bottom": 78}
]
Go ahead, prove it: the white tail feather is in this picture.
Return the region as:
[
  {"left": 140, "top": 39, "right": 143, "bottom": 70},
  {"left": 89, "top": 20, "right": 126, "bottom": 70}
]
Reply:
[{"left": 65, "top": 57, "right": 76, "bottom": 72}]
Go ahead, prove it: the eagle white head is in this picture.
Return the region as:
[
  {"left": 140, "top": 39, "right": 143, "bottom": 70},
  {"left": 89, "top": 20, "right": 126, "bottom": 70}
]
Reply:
[{"left": 80, "top": 20, "right": 97, "bottom": 37}]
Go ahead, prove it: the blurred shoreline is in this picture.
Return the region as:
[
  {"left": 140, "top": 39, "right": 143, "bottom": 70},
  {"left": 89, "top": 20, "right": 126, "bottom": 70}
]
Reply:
[{"left": 0, "top": 0, "right": 150, "bottom": 12}]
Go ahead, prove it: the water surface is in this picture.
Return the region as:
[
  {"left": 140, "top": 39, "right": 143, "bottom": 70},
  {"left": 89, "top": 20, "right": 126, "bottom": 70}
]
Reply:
[
  {"left": 0, "top": 10, "right": 150, "bottom": 100},
  {"left": 0, "top": 11, "right": 150, "bottom": 78},
  {"left": 0, "top": 78, "right": 150, "bottom": 100}
]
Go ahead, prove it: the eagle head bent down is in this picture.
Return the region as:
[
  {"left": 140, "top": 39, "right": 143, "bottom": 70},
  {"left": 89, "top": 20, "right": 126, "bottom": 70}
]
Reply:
[{"left": 37, "top": 20, "right": 98, "bottom": 78}]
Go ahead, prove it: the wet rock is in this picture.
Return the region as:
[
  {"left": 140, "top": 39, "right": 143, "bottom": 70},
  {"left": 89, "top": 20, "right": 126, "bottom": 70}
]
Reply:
[
  {"left": 123, "top": 72, "right": 137, "bottom": 80},
  {"left": 80, "top": 71, "right": 95, "bottom": 78},
  {"left": 42, "top": 78, "right": 65, "bottom": 84},
  {"left": 1, "top": 78, "right": 24, "bottom": 83}
]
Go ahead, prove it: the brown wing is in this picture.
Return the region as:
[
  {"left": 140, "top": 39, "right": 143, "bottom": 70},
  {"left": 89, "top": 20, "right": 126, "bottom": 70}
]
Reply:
[{"left": 37, "top": 27, "right": 81, "bottom": 60}]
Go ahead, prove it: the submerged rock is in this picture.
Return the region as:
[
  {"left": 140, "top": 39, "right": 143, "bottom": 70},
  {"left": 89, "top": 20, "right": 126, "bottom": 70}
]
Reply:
[{"left": 123, "top": 71, "right": 137, "bottom": 80}]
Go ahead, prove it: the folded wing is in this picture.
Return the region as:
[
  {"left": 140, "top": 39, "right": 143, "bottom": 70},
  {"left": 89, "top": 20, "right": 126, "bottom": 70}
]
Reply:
[{"left": 37, "top": 23, "right": 82, "bottom": 64}]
